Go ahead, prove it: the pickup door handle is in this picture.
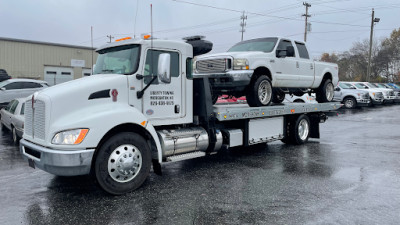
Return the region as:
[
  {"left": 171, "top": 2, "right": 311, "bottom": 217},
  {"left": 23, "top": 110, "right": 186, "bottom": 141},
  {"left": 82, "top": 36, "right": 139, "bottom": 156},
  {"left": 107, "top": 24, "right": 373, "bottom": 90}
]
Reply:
[{"left": 310, "top": 64, "right": 314, "bottom": 70}]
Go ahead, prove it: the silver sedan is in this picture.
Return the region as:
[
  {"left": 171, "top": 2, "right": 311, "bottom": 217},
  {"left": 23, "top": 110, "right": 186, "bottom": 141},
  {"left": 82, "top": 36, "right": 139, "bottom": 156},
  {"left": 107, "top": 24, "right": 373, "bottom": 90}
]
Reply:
[{"left": 0, "top": 97, "right": 27, "bottom": 144}]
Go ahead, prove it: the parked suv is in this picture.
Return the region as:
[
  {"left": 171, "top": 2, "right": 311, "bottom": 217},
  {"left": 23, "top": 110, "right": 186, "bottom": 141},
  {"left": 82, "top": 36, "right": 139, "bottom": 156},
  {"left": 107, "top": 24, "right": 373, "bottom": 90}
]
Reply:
[
  {"left": 0, "top": 79, "right": 48, "bottom": 108},
  {"left": 333, "top": 82, "right": 370, "bottom": 108},
  {"left": 0, "top": 69, "right": 12, "bottom": 82}
]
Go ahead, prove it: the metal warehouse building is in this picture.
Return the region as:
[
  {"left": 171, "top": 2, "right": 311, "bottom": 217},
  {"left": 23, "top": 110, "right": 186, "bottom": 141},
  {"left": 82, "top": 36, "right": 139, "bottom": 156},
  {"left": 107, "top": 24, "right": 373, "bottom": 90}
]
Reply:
[{"left": 0, "top": 37, "right": 98, "bottom": 85}]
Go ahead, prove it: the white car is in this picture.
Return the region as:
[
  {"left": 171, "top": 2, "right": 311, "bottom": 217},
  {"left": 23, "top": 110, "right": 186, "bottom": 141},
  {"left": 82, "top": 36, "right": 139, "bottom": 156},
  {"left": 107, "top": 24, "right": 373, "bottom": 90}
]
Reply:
[
  {"left": 0, "top": 79, "right": 48, "bottom": 108},
  {"left": 0, "top": 97, "right": 27, "bottom": 143}
]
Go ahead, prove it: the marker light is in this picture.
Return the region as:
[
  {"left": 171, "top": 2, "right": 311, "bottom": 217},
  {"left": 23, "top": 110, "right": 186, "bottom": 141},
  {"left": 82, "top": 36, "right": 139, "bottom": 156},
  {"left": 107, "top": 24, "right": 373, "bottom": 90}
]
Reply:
[
  {"left": 143, "top": 35, "right": 151, "bottom": 39},
  {"left": 52, "top": 129, "right": 89, "bottom": 145},
  {"left": 115, "top": 37, "right": 132, "bottom": 42}
]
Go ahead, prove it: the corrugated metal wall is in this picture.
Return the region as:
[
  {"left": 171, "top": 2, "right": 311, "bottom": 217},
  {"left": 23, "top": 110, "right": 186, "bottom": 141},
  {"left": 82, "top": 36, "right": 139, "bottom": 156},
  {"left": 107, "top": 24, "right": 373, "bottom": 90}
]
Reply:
[{"left": 0, "top": 39, "right": 98, "bottom": 80}]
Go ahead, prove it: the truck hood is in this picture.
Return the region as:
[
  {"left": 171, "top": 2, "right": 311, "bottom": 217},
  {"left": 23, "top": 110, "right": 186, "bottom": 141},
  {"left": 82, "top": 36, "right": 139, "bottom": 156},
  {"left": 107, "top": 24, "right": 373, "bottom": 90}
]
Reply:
[
  {"left": 37, "top": 74, "right": 129, "bottom": 128},
  {"left": 197, "top": 51, "right": 271, "bottom": 60}
]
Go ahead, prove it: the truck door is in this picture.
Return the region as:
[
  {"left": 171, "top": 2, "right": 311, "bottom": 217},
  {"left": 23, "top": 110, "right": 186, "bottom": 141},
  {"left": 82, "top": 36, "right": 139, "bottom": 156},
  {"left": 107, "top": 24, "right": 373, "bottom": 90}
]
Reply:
[
  {"left": 294, "top": 42, "right": 314, "bottom": 87},
  {"left": 141, "top": 49, "right": 183, "bottom": 120},
  {"left": 274, "top": 39, "right": 298, "bottom": 87}
]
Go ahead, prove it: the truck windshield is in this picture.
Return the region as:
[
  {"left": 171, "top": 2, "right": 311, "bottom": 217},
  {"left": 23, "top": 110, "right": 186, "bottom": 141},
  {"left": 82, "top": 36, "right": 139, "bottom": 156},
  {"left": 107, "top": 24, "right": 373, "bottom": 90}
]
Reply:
[
  {"left": 376, "top": 83, "right": 387, "bottom": 88},
  {"left": 228, "top": 38, "right": 278, "bottom": 53},
  {"left": 367, "top": 83, "right": 379, "bottom": 88},
  {"left": 354, "top": 83, "right": 368, "bottom": 89},
  {"left": 93, "top": 44, "right": 140, "bottom": 75}
]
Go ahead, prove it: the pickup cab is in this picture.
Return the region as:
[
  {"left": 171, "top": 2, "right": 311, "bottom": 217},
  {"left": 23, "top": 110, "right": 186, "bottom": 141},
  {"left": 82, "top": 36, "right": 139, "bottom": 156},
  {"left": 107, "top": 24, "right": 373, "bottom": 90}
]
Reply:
[
  {"left": 193, "top": 37, "right": 339, "bottom": 107},
  {"left": 333, "top": 82, "right": 370, "bottom": 109}
]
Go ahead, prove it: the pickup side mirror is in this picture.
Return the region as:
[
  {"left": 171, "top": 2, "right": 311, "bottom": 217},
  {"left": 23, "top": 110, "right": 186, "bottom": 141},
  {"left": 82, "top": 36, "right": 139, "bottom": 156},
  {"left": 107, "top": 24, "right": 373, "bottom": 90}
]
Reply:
[
  {"left": 158, "top": 53, "right": 171, "bottom": 84},
  {"left": 286, "top": 46, "right": 295, "bottom": 57},
  {"left": 335, "top": 87, "right": 340, "bottom": 91},
  {"left": 0, "top": 87, "right": 5, "bottom": 91}
]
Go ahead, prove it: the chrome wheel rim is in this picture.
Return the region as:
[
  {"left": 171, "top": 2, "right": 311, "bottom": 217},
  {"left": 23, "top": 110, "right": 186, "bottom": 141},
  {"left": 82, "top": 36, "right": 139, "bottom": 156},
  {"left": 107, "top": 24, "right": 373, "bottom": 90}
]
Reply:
[
  {"left": 326, "top": 83, "right": 334, "bottom": 101},
  {"left": 298, "top": 119, "right": 310, "bottom": 141},
  {"left": 344, "top": 99, "right": 354, "bottom": 108},
  {"left": 108, "top": 144, "right": 142, "bottom": 183},
  {"left": 258, "top": 80, "right": 272, "bottom": 104}
]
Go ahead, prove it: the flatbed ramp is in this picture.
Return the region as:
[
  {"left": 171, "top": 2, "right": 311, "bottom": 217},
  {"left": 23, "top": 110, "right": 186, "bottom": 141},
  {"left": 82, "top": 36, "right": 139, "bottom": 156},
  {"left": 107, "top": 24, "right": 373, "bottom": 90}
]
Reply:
[{"left": 213, "top": 102, "right": 342, "bottom": 121}]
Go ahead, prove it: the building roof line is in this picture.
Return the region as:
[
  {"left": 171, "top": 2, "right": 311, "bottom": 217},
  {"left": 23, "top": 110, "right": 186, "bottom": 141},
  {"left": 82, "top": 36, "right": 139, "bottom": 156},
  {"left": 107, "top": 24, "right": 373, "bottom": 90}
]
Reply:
[{"left": 0, "top": 37, "right": 96, "bottom": 50}]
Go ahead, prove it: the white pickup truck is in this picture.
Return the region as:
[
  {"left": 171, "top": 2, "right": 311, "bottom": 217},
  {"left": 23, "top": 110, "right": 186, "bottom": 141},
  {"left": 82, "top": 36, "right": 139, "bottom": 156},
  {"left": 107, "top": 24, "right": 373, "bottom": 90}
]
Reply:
[{"left": 193, "top": 37, "right": 339, "bottom": 107}]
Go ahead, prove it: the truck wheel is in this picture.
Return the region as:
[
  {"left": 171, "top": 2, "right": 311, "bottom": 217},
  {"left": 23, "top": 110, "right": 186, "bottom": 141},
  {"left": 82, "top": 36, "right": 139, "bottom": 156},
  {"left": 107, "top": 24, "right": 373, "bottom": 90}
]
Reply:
[
  {"left": 316, "top": 79, "right": 334, "bottom": 103},
  {"left": 94, "top": 132, "right": 151, "bottom": 195},
  {"left": 343, "top": 97, "right": 356, "bottom": 109},
  {"left": 286, "top": 115, "right": 310, "bottom": 145},
  {"left": 12, "top": 127, "right": 20, "bottom": 144},
  {"left": 272, "top": 89, "right": 285, "bottom": 104},
  {"left": 247, "top": 75, "right": 272, "bottom": 107}
]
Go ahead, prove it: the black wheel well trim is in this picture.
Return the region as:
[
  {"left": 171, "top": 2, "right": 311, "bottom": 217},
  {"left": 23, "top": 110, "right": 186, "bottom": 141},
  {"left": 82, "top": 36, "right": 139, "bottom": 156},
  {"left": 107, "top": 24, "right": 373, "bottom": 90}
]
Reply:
[
  {"left": 91, "top": 123, "right": 159, "bottom": 172},
  {"left": 322, "top": 72, "right": 333, "bottom": 83},
  {"left": 252, "top": 67, "right": 272, "bottom": 82}
]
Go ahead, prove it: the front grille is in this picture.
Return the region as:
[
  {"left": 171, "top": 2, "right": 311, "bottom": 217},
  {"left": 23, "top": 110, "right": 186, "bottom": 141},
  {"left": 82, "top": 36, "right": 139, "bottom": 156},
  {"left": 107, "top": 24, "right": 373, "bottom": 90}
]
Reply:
[
  {"left": 25, "top": 100, "right": 46, "bottom": 140},
  {"left": 389, "top": 91, "right": 394, "bottom": 96},
  {"left": 362, "top": 93, "right": 370, "bottom": 99},
  {"left": 375, "top": 92, "right": 383, "bottom": 100},
  {"left": 196, "top": 58, "right": 229, "bottom": 73}
]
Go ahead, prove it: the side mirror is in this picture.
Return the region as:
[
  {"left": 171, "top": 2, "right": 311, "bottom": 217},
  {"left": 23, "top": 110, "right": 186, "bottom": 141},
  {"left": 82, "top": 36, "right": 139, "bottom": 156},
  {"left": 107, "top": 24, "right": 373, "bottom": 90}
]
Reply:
[
  {"left": 158, "top": 53, "right": 171, "bottom": 84},
  {"left": 0, "top": 87, "right": 5, "bottom": 91},
  {"left": 335, "top": 87, "right": 340, "bottom": 91},
  {"left": 286, "top": 46, "right": 295, "bottom": 57}
]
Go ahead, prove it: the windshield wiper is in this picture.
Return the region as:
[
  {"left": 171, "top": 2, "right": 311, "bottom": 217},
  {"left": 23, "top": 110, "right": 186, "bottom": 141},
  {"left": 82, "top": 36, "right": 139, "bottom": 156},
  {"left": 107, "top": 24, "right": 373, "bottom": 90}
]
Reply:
[{"left": 101, "top": 69, "right": 114, "bottom": 73}]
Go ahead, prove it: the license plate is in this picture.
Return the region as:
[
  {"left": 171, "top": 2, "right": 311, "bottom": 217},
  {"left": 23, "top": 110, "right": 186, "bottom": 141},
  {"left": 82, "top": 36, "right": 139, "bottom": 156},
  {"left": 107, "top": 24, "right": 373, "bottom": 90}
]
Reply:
[{"left": 28, "top": 159, "right": 35, "bottom": 169}]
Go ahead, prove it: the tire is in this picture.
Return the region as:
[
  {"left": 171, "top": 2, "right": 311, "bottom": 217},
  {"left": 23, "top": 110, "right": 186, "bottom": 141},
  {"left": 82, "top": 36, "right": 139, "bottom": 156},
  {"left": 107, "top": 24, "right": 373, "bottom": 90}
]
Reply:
[
  {"left": 284, "top": 115, "right": 311, "bottom": 145},
  {"left": 247, "top": 75, "right": 273, "bottom": 107},
  {"left": 0, "top": 122, "right": 6, "bottom": 132},
  {"left": 272, "top": 89, "right": 285, "bottom": 104},
  {"left": 94, "top": 132, "right": 151, "bottom": 195},
  {"left": 12, "top": 127, "right": 20, "bottom": 144},
  {"left": 343, "top": 97, "right": 356, "bottom": 109},
  {"left": 316, "top": 79, "right": 334, "bottom": 103}
]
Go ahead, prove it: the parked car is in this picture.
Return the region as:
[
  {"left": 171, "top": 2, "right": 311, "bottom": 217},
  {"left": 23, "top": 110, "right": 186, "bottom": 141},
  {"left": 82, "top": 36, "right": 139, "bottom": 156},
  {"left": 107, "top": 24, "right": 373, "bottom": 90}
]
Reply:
[
  {"left": 0, "top": 97, "right": 27, "bottom": 143},
  {"left": 193, "top": 37, "right": 339, "bottom": 107},
  {"left": 0, "top": 69, "right": 12, "bottom": 82},
  {"left": 333, "top": 82, "right": 370, "bottom": 109},
  {"left": 285, "top": 93, "right": 317, "bottom": 103},
  {"left": 0, "top": 79, "right": 48, "bottom": 108},
  {"left": 345, "top": 82, "right": 383, "bottom": 106},
  {"left": 377, "top": 83, "right": 400, "bottom": 103},
  {"left": 359, "top": 82, "right": 395, "bottom": 104}
]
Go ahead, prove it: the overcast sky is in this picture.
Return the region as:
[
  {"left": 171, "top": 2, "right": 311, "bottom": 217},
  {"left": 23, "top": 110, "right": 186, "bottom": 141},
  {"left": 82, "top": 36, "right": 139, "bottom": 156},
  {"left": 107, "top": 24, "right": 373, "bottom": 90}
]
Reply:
[{"left": 1, "top": 0, "right": 399, "bottom": 58}]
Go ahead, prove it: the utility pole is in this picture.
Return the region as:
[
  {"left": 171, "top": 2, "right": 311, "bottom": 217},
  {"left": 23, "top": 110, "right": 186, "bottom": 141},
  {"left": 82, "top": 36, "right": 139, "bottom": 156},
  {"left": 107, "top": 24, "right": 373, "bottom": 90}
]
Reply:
[
  {"left": 302, "top": 2, "right": 311, "bottom": 42},
  {"left": 367, "top": 8, "right": 380, "bottom": 82},
  {"left": 107, "top": 35, "right": 114, "bottom": 43},
  {"left": 240, "top": 11, "right": 247, "bottom": 41}
]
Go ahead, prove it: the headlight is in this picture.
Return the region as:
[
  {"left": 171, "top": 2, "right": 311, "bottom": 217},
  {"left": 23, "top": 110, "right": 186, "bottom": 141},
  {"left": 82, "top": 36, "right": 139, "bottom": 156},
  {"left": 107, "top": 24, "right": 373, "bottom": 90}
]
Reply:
[
  {"left": 233, "top": 59, "right": 249, "bottom": 70},
  {"left": 193, "top": 60, "right": 197, "bottom": 73},
  {"left": 52, "top": 129, "right": 89, "bottom": 145}
]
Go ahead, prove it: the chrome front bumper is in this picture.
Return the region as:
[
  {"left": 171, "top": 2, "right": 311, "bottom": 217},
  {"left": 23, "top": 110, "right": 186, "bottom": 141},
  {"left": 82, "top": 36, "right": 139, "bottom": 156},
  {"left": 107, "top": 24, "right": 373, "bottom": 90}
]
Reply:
[{"left": 20, "top": 139, "right": 95, "bottom": 176}]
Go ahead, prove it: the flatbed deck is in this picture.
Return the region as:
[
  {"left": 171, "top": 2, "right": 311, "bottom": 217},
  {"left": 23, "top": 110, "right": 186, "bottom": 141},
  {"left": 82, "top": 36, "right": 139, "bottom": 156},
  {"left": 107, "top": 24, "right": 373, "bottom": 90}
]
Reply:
[{"left": 213, "top": 102, "right": 342, "bottom": 121}]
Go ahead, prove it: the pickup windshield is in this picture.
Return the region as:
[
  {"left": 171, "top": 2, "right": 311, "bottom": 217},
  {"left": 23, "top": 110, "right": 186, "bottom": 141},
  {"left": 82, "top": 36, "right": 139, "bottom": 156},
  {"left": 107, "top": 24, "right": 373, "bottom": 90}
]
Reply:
[
  {"left": 228, "top": 38, "right": 278, "bottom": 53},
  {"left": 354, "top": 83, "right": 368, "bottom": 89},
  {"left": 368, "top": 83, "right": 379, "bottom": 88},
  {"left": 339, "top": 83, "right": 356, "bottom": 89},
  {"left": 94, "top": 44, "right": 140, "bottom": 75}
]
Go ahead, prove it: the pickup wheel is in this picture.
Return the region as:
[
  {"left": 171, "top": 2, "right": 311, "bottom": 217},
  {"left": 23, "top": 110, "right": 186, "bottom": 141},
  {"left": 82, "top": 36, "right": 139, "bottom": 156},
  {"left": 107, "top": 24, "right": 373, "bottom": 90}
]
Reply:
[
  {"left": 247, "top": 75, "right": 273, "bottom": 107},
  {"left": 316, "top": 79, "right": 334, "bottom": 103},
  {"left": 94, "top": 132, "right": 151, "bottom": 195},
  {"left": 343, "top": 97, "right": 356, "bottom": 109},
  {"left": 272, "top": 89, "right": 285, "bottom": 104}
]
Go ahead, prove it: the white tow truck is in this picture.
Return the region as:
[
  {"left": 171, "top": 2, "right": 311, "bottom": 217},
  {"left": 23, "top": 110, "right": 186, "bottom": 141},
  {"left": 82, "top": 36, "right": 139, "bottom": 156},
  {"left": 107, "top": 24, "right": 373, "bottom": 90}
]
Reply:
[{"left": 20, "top": 36, "right": 341, "bottom": 195}]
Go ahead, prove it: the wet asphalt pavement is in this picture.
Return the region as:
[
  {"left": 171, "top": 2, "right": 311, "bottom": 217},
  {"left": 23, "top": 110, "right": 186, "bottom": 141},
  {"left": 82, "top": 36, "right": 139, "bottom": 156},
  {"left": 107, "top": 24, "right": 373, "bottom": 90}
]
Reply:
[{"left": 1, "top": 105, "right": 400, "bottom": 225}]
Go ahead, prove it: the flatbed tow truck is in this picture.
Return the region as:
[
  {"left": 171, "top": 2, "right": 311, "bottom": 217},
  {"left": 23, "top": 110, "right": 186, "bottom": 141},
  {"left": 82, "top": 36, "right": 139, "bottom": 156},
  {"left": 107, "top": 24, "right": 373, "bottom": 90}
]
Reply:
[{"left": 20, "top": 36, "right": 341, "bottom": 195}]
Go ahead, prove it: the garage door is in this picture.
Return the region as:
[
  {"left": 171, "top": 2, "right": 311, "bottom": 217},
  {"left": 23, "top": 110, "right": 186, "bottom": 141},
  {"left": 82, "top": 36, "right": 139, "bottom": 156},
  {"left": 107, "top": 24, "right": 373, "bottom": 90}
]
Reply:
[{"left": 44, "top": 66, "right": 74, "bottom": 86}]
